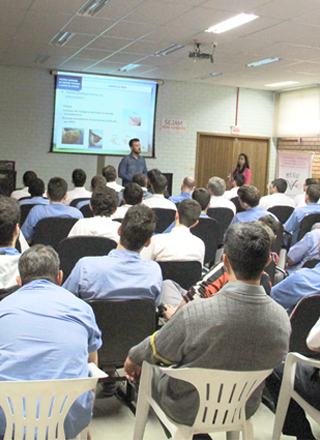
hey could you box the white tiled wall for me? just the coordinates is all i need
[0,66,275,194]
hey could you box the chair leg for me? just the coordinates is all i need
[226,431,240,440]
[133,363,153,440]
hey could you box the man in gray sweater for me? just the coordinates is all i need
[124,222,291,426]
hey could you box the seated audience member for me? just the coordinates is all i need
[143,173,176,210]
[76,175,106,209]
[103,165,124,192]
[19,178,49,206]
[228,185,277,228]
[0,245,102,439]
[140,199,205,265]
[124,222,290,427]
[258,215,280,264]
[22,177,83,241]
[169,177,195,204]
[271,260,320,315]
[206,176,236,214]
[284,184,320,245]
[64,169,91,206]
[266,318,320,440]
[224,173,245,200]
[286,224,320,273]
[259,178,295,210]
[112,182,143,220]
[11,171,37,200]
[63,205,162,305]
[0,179,12,197]
[294,178,317,208]
[0,197,21,290]
[68,186,120,242]
[132,174,153,200]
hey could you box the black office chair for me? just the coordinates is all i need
[264,260,276,286]
[157,261,202,290]
[191,217,222,265]
[69,197,91,208]
[152,208,176,233]
[268,205,294,224]
[207,207,234,234]
[80,204,94,218]
[0,285,19,301]
[20,204,37,226]
[57,236,117,281]
[297,213,320,242]
[230,197,245,213]
[32,217,79,250]
[302,259,320,269]
[289,293,320,359]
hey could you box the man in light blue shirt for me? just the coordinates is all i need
[0,245,102,439]
[271,262,320,315]
[19,178,49,206]
[118,138,148,186]
[287,226,320,273]
[284,184,320,245]
[21,177,83,241]
[169,176,195,204]
[228,185,277,228]
[63,204,163,305]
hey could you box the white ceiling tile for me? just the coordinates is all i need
[0,26,18,42]
[104,20,158,39]
[124,1,194,25]
[0,0,34,9]
[58,58,100,70]
[248,0,320,20]
[65,33,97,48]
[94,0,147,20]
[30,0,87,14]
[200,0,271,13]
[0,8,27,27]
[75,49,114,60]
[87,36,133,51]
[65,16,116,35]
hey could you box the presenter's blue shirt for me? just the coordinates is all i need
[21,203,83,240]
[0,279,102,438]
[284,203,320,245]
[118,153,147,186]
[63,248,163,305]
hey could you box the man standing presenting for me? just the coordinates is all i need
[118,138,148,186]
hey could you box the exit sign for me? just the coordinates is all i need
[231,125,240,134]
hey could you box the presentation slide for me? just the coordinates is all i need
[51,72,158,157]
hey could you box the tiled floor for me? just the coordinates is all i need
[90,385,320,440]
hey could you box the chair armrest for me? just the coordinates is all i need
[88,362,108,378]
[286,352,320,370]
[282,230,292,252]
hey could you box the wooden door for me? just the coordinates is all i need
[196,133,270,196]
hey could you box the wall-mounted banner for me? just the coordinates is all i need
[161,118,186,131]
[277,151,314,199]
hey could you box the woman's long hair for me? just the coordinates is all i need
[236,153,250,173]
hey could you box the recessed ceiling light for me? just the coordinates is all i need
[78,0,111,17]
[119,64,140,72]
[205,13,259,34]
[197,72,222,80]
[247,57,281,67]
[34,54,50,64]
[265,81,299,87]
[154,44,184,56]
[50,32,75,47]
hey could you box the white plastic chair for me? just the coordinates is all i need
[272,352,320,440]
[133,361,273,440]
[0,363,107,440]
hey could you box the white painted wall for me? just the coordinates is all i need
[0,66,275,195]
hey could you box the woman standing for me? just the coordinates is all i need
[230,153,252,188]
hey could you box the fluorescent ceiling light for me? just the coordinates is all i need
[119,64,140,72]
[265,81,299,87]
[198,72,222,80]
[78,0,111,17]
[205,13,259,34]
[50,32,75,47]
[34,54,50,64]
[247,57,281,67]
[155,44,184,56]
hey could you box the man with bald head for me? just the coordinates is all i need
[169,177,195,204]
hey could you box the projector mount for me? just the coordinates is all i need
[188,42,216,63]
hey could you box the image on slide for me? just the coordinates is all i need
[61,128,84,145]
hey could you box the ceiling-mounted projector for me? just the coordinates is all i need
[188,42,216,63]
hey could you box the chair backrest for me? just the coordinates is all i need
[290,293,320,359]
[268,205,294,224]
[230,197,245,213]
[191,217,221,265]
[57,236,117,281]
[152,208,176,233]
[80,204,94,218]
[207,208,234,235]
[0,376,98,440]
[32,217,79,250]
[297,213,320,241]
[263,260,276,286]
[155,363,272,433]
[20,204,37,226]
[157,261,202,290]
[302,258,320,269]
[89,299,156,369]
[69,197,90,208]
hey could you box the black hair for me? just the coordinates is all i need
[123,182,143,205]
[272,178,287,194]
[234,173,245,187]
[151,173,167,194]
[258,215,279,236]
[47,177,68,202]
[91,175,106,189]
[306,178,317,186]
[238,185,260,208]
[72,169,86,187]
[120,205,156,251]
[192,188,210,211]
[236,153,250,172]
[129,138,140,147]
[147,168,162,186]
[307,184,320,203]
[178,199,201,227]
[18,245,60,285]
[29,178,45,197]
[224,222,271,281]
[0,196,20,246]
[102,165,117,182]
[23,171,37,187]
[132,174,147,188]
[91,186,118,216]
